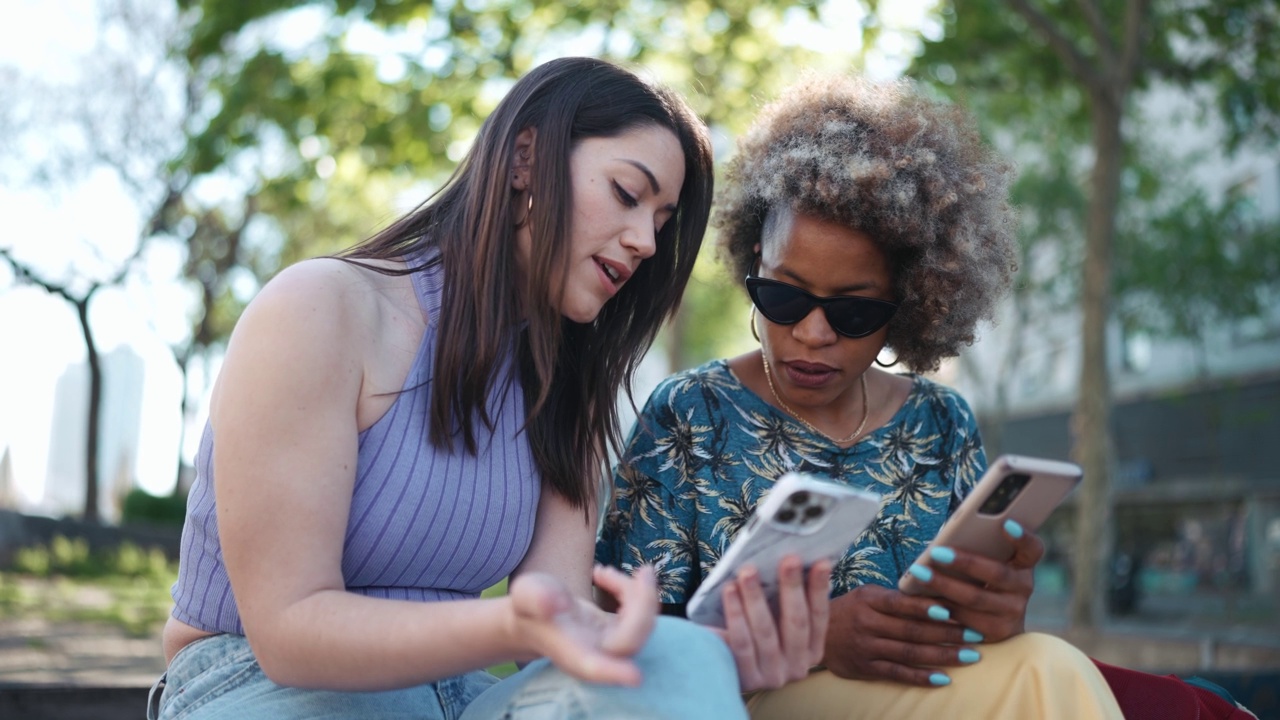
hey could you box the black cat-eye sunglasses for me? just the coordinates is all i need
[745,269,898,339]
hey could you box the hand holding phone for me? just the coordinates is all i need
[687,472,881,627]
[898,454,1080,596]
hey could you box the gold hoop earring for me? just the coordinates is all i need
[514,191,533,228]
[874,349,900,368]
[750,305,760,343]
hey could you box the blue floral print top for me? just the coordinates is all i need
[595,359,988,604]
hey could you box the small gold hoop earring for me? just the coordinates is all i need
[514,191,534,228]
[875,349,900,368]
[750,305,760,343]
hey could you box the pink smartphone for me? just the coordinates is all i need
[898,454,1081,596]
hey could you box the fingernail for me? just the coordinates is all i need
[963,628,985,643]
[1004,519,1024,538]
[959,649,981,664]
[929,547,956,564]
[930,672,951,686]
[927,605,950,622]
[908,564,933,583]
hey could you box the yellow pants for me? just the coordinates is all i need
[746,632,1124,720]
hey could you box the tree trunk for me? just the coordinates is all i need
[173,349,191,496]
[76,291,102,524]
[1070,95,1124,629]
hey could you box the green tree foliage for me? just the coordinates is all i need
[171,0,899,373]
[1115,160,1280,371]
[913,0,1280,627]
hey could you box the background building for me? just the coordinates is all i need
[943,83,1280,618]
[36,346,146,523]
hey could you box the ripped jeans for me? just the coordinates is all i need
[147,616,746,720]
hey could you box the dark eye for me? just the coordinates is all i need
[612,181,638,208]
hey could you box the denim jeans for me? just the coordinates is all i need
[148,616,746,719]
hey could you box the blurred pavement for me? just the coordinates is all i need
[1,593,1277,688]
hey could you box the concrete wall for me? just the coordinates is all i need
[0,510,181,570]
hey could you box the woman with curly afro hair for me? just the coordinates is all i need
[596,73,1127,718]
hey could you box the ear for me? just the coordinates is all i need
[511,127,537,192]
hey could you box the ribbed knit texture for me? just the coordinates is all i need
[171,256,540,634]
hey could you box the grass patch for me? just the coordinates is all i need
[4,543,536,670]
[1,536,179,638]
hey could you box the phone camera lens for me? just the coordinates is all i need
[804,505,824,519]
[776,508,797,523]
[789,491,810,506]
[978,473,1032,515]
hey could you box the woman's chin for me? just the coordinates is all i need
[558,293,606,324]
[560,301,605,325]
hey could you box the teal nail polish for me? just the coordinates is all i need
[929,546,956,564]
[1004,519,1024,538]
[908,564,933,583]
[927,605,950,622]
[963,629,985,643]
[959,649,981,664]
[929,673,951,686]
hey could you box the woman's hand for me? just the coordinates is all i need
[822,522,1043,687]
[822,584,975,686]
[905,520,1043,644]
[509,564,658,687]
[713,555,832,692]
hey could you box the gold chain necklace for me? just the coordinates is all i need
[762,353,869,445]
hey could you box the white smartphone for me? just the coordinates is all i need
[686,472,881,627]
[898,454,1082,596]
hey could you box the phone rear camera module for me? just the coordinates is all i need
[771,486,836,533]
[978,473,1031,515]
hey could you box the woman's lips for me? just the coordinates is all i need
[593,259,621,297]
[784,361,838,388]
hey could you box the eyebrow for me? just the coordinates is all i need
[621,159,679,211]
[777,266,881,295]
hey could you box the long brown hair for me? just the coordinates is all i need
[343,57,713,508]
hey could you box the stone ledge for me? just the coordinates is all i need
[0,685,150,720]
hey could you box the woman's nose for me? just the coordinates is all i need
[621,223,657,260]
[792,306,838,346]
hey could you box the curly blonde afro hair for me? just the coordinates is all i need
[717,73,1018,372]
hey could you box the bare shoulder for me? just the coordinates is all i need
[240,258,417,344]
[213,257,419,415]
[251,258,383,322]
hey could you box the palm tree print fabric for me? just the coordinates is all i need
[595,360,988,604]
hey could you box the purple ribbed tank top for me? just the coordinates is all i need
[170,255,541,634]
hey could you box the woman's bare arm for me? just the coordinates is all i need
[213,260,532,690]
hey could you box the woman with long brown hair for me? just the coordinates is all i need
[150,56,746,719]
